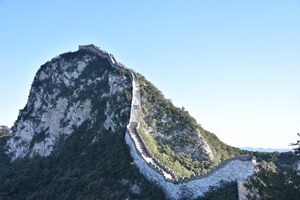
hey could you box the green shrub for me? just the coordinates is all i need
[138,74,242,177]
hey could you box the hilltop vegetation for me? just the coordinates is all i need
[243,138,300,200]
[0,50,165,200]
[0,126,10,136]
[137,75,243,177]
[0,127,165,200]
[1,47,298,199]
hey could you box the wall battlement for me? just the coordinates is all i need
[79,44,129,78]
[79,44,254,199]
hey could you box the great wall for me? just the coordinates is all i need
[79,44,254,200]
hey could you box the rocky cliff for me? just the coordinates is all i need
[5,45,234,171]
[0,46,168,200]
[1,45,253,200]
[6,48,132,161]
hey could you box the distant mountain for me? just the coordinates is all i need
[240,147,292,152]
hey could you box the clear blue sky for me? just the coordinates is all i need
[1,0,299,149]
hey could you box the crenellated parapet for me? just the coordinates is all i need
[79,44,132,81]
[79,44,254,199]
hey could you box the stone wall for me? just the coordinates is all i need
[79,44,254,199]
[79,44,132,81]
[125,131,253,199]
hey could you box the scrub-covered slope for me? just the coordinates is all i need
[1,44,244,199]
[6,49,132,160]
[1,47,164,199]
[138,75,242,177]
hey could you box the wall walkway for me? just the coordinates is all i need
[79,44,254,200]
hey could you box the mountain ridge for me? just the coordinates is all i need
[240,147,291,152]
[1,44,254,199]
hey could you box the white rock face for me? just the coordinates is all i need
[6,120,35,159]
[6,44,252,199]
[131,184,141,195]
[196,129,214,160]
[140,89,214,161]
[122,49,253,199]
[108,73,126,95]
[6,54,93,160]
[29,98,92,158]
[104,102,116,132]
[6,49,131,161]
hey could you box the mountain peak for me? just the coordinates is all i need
[6,46,132,160]
[3,45,254,199]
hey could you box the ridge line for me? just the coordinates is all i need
[78,44,254,188]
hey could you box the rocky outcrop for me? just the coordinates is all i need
[118,45,254,199]
[126,132,253,199]
[6,46,132,161]
[237,180,250,200]
[126,79,253,198]
[138,77,215,162]
[5,44,253,199]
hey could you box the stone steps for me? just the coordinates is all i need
[128,122,173,179]
[79,45,254,199]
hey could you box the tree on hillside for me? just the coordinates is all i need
[290,132,300,155]
[0,125,10,136]
[244,164,300,200]
[244,133,300,200]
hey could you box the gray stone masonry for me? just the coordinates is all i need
[79,45,254,199]
[79,44,177,180]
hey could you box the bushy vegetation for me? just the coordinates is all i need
[0,126,165,200]
[243,136,300,200]
[4,48,299,199]
[0,50,165,200]
[244,163,300,200]
[137,73,300,200]
[29,127,50,149]
[199,128,243,161]
[196,181,238,200]
[138,75,242,177]
[249,150,298,168]
[139,123,194,177]
[0,125,10,137]
[195,151,300,200]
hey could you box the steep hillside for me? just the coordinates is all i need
[0,44,252,199]
[1,47,164,199]
[7,48,132,160]
[138,75,242,177]
[0,127,165,199]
